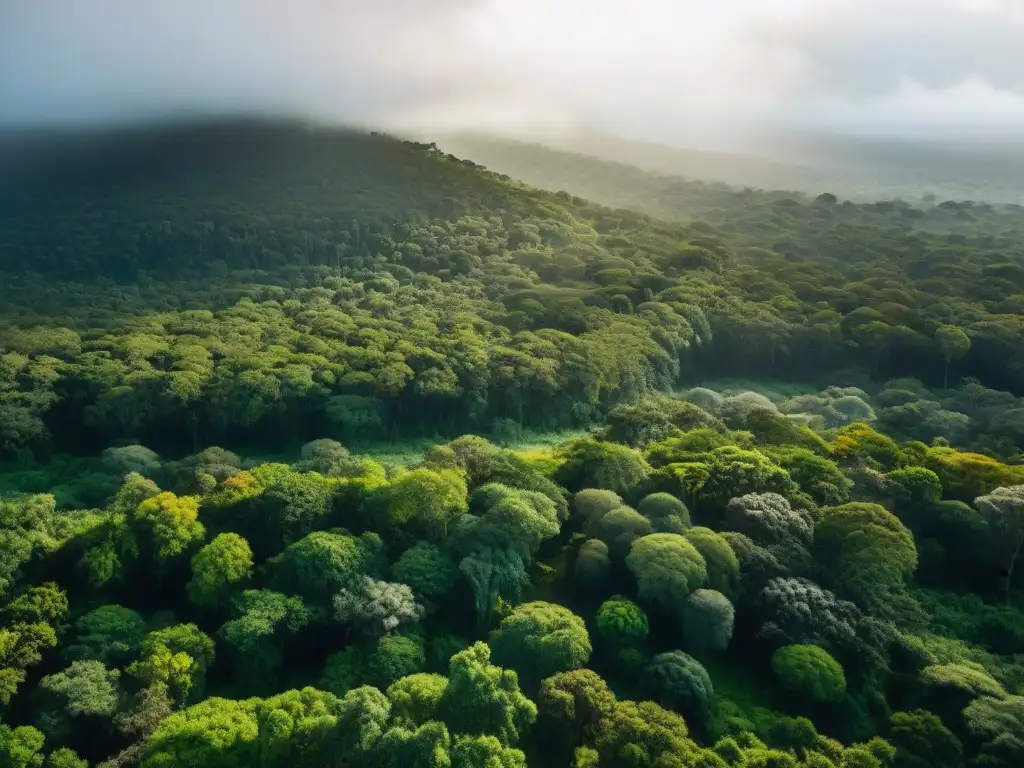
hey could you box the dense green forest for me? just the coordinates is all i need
[2,120,1024,767]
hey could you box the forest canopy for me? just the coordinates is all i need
[2,120,1024,768]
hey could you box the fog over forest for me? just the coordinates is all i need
[4,0,1024,152]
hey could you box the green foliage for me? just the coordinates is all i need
[626,533,708,614]
[636,492,691,533]
[392,542,457,609]
[373,468,468,539]
[45,748,87,768]
[683,527,740,596]
[963,694,1024,766]
[7,123,1024,768]
[723,493,813,571]
[0,494,56,597]
[459,548,528,629]
[387,673,448,727]
[438,642,537,746]
[815,502,918,615]
[682,589,735,653]
[595,597,649,649]
[537,669,617,757]
[131,491,205,564]
[63,604,146,665]
[0,722,45,768]
[592,506,652,559]
[973,485,1024,597]
[186,533,253,608]
[269,531,375,607]
[368,633,427,689]
[219,590,309,686]
[555,438,651,496]
[490,602,592,684]
[572,490,623,527]
[771,645,847,703]
[642,650,715,724]
[334,577,425,637]
[38,660,121,737]
[888,709,962,768]
[572,539,611,589]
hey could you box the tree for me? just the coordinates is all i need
[187,533,253,608]
[554,438,651,496]
[469,484,560,561]
[334,577,425,637]
[373,468,468,539]
[45,749,87,768]
[38,660,121,739]
[451,734,526,768]
[1,494,56,598]
[537,669,616,756]
[270,531,377,607]
[593,507,653,559]
[438,642,537,746]
[0,722,45,768]
[219,590,309,688]
[771,644,846,703]
[684,446,798,506]
[130,491,205,565]
[250,466,335,549]
[368,633,427,693]
[387,673,449,727]
[593,699,692,765]
[378,721,451,768]
[572,539,610,589]
[595,597,649,649]
[602,395,717,446]
[642,651,714,724]
[626,534,707,614]
[888,709,962,768]
[721,531,787,603]
[757,577,888,676]
[392,542,457,610]
[295,438,357,476]
[490,602,592,684]
[572,489,623,529]
[63,604,146,665]
[683,527,740,596]
[102,444,161,478]
[141,697,260,768]
[767,446,851,506]
[934,326,970,389]
[2,583,67,625]
[963,695,1024,767]
[136,624,216,702]
[723,492,813,570]
[636,493,691,533]
[974,485,1024,600]
[815,502,918,616]
[682,589,734,653]
[459,548,528,629]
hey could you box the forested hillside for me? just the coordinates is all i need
[3,121,1024,465]
[2,121,1024,768]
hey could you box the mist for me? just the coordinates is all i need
[3,0,1024,153]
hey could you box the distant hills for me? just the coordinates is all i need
[437,130,1024,205]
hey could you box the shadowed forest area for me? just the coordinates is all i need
[2,121,1024,768]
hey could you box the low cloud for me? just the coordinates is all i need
[2,0,1023,149]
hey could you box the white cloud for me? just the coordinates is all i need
[2,0,1023,147]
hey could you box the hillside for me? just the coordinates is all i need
[3,119,1024,768]
[439,131,1024,204]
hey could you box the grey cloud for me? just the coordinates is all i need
[2,0,1024,148]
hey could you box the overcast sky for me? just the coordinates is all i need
[2,0,1023,150]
